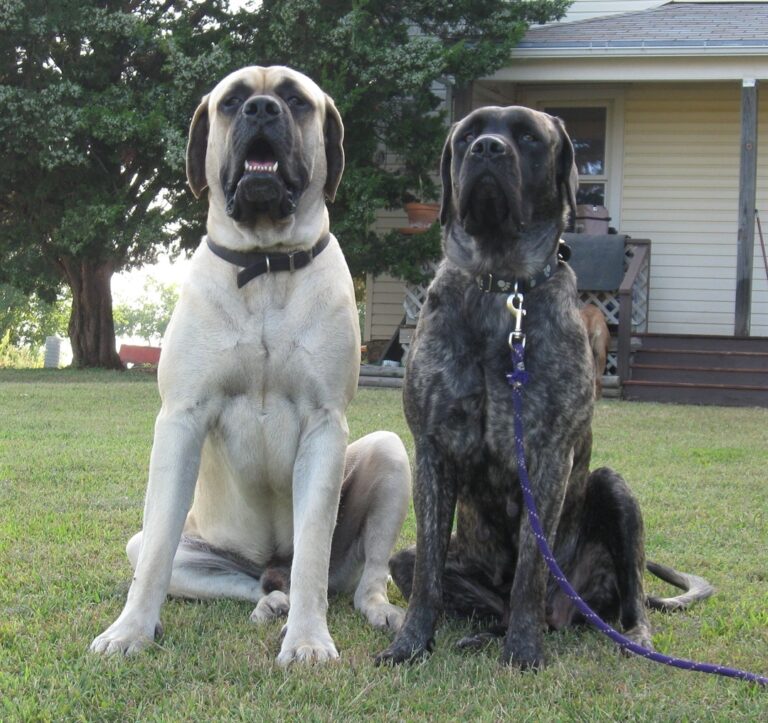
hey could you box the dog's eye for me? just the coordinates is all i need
[222,95,244,110]
[286,95,307,109]
[461,132,476,145]
[519,132,538,144]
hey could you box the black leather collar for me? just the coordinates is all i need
[475,240,571,294]
[206,234,330,288]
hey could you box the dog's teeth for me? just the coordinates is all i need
[244,160,278,173]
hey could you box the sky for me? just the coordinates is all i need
[111,251,191,307]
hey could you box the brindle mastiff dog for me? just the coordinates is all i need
[91,67,410,665]
[377,106,712,669]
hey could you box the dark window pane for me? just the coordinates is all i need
[545,106,606,177]
[576,183,605,206]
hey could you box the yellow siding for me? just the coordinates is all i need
[365,274,406,341]
[621,83,768,335]
[366,74,768,338]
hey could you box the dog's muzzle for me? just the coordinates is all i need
[459,135,522,236]
[223,102,307,223]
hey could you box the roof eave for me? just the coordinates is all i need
[511,45,768,59]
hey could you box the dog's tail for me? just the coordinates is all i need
[645,560,715,611]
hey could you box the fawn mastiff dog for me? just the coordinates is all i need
[377,106,712,669]
[580,303,610,399]
[91,66,410,665]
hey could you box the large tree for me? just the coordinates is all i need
[0,0,569,367]
[0,0,248,367]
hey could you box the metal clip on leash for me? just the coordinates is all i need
[503,283,767,686]
[506,284,525,349]
[505,284,530,389]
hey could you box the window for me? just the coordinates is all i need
[545,106,608,206]
[519,88,623,225]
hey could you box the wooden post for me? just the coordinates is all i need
[735,79,758,337]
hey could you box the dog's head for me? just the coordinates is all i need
[186,66,344,248]
[439,106,577,276]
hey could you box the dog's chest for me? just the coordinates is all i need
[201,276,354,472]
[186,287,355,559]
[211,310,320,473]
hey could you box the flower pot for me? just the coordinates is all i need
[404,202,439,229]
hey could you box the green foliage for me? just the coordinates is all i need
[0,330,42,368]
[0,283,70,348]
[0,0,257,365]
[113,277,179,344]
[0,0,571,363]
[234,0,572,277]
[0,0,250,298]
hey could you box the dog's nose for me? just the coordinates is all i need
[470,135,508,158]
[243,95,283,121]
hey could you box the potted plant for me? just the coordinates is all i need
[402,176,439,231]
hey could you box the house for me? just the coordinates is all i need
[363,0,768,404]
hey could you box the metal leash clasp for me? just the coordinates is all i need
[505,282,529,388]
[506,283,526,348]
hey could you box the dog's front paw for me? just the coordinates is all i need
[360,600,406,633]
[90,616,162,657]
[374,627,433,665]
[502,630,545,671]
[250,591,290,624]
[276,625,339,667]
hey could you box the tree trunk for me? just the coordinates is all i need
[60,258,124,369]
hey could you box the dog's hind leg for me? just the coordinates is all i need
[126,531,264,603]
[328,432,411,632]
[548,467,653,649]
[390,543,507,624]
[389,543,508,653]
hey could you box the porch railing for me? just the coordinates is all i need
[401,236,651,386]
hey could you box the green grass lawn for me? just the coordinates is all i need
[1,369,766,720]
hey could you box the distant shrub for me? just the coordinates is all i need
[0,331,43,369]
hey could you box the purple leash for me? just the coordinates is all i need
[507,337,767,686]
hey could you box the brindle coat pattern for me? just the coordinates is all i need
[377,106,704,669]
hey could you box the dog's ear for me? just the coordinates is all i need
[323,95,345,202]
[553,116,578,227]
[439,124,456,226]
[186,95,210,199]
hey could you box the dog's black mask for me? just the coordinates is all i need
[220,89,310,224]
[440,106,577,267]
[458,132,523,239]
